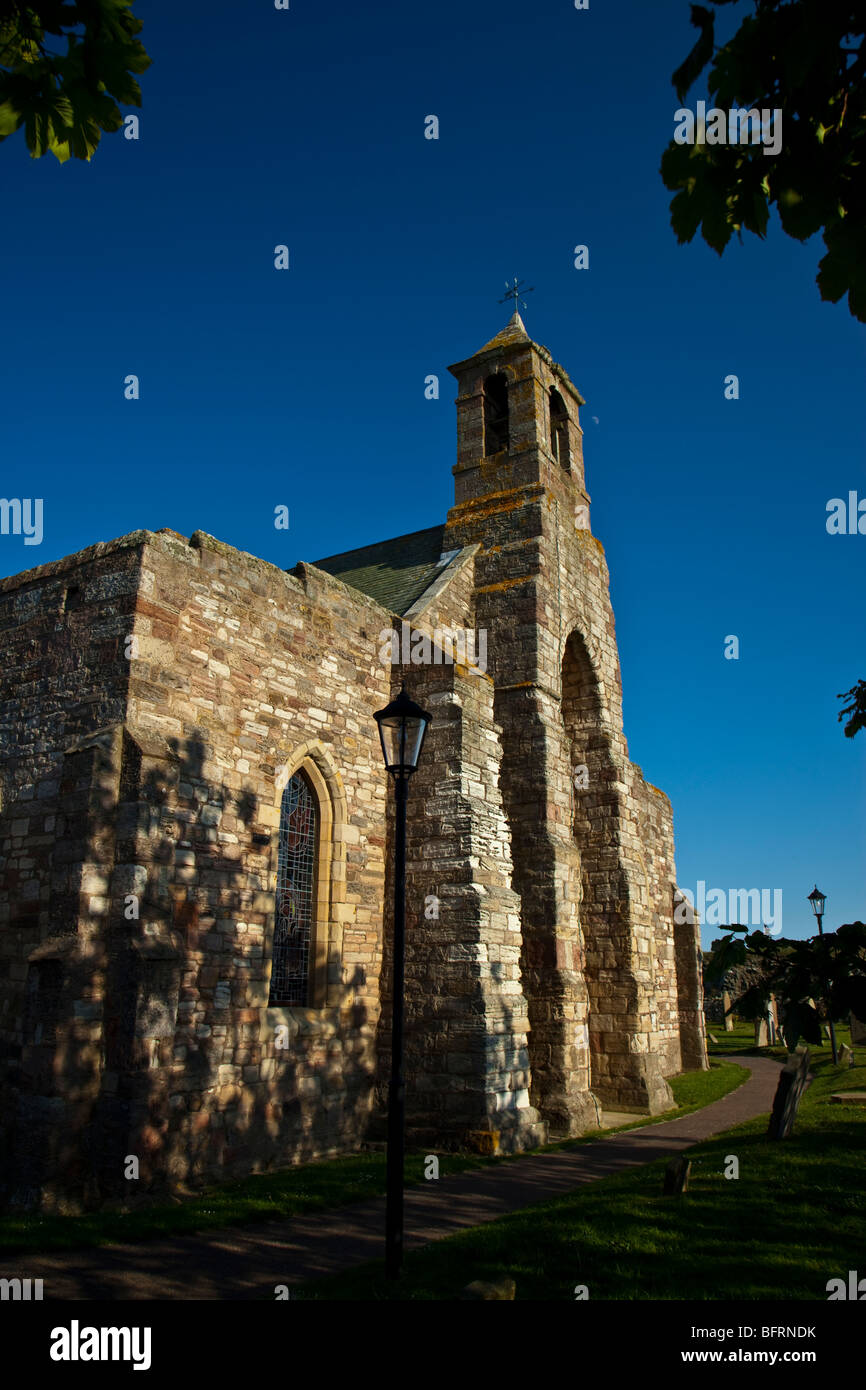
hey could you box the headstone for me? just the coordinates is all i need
[754,1019,769,1047]
[767,1049,811,1139]
[767,994,779,1044]
[850,1013,866,1045]
[663,1156,691,1194]
[824,1025,831,1039]
[723,990,734,1031]
[460,1278,516,1300]
[708,1032,719,1045]
[839,1044,854,1068]
[829,1092,866,1106]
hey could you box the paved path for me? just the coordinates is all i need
[1,1055,781,1300]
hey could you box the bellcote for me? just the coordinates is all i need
[447,313,589,512]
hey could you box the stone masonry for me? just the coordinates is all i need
[0,313,705,1210]
[441,314,706,1125]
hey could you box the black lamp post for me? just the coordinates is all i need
[808,885,838,1064]
[373,684,431,1279]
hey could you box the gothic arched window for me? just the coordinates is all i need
[268,771,319,1007]
[483,372,510,455]
[550,387,570,468]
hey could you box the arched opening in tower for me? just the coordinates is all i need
[483,372,510,455]
[549,387,570,468]
[561,629,627,1100]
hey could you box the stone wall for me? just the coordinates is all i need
[0,538,142,1207]
[376,645,546,1153]
[0,528,397,1207]
[632,773,706,1074]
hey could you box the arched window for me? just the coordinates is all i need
[483,372,510,455]
[550,387,570,468]
[268,771,319,1006]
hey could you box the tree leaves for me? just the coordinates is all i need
[712,921,866,1053]
[782,999,822,1051]
[834,974,866,1019]
[0,0,150,162]
[731,981,772,1021]
[662,0,866,321]
[673,5,717,105]
[703,926,749,984]
[837,681,866,738]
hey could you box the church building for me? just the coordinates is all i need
[0,313,706,1210]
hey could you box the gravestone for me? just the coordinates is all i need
[839,1044,854,1068]
[754,1019,769,1047]
[708,1032,719,1045]
[460,1278,516,1300]
[824,1024,831,1039]
[850,1013,866,1045]
[767,1049,811,1139]
[723,990,734,1032]
[766,994,779,1044]
[663,1156,691,1194]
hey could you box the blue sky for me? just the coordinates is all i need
[2,0,863,944]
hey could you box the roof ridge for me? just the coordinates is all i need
[314,522,444,568]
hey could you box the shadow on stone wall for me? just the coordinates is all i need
[2,728,377,1214]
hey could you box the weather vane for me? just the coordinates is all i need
[499,277,534,315]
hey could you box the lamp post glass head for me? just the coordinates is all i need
[373,685,432,776]
[807,885,826,920]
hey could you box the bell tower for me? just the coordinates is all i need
[449,310,591,526]
[443,312,688,1133]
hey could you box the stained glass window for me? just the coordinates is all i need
[269,771,318,1007]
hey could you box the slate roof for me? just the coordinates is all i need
[313,523,455,615]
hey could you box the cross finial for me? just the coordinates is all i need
[499,277,534,315]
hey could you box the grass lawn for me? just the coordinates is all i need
[0,1149,486,1256]
[0,1060,743,1255]
[293,1046,866,1300]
